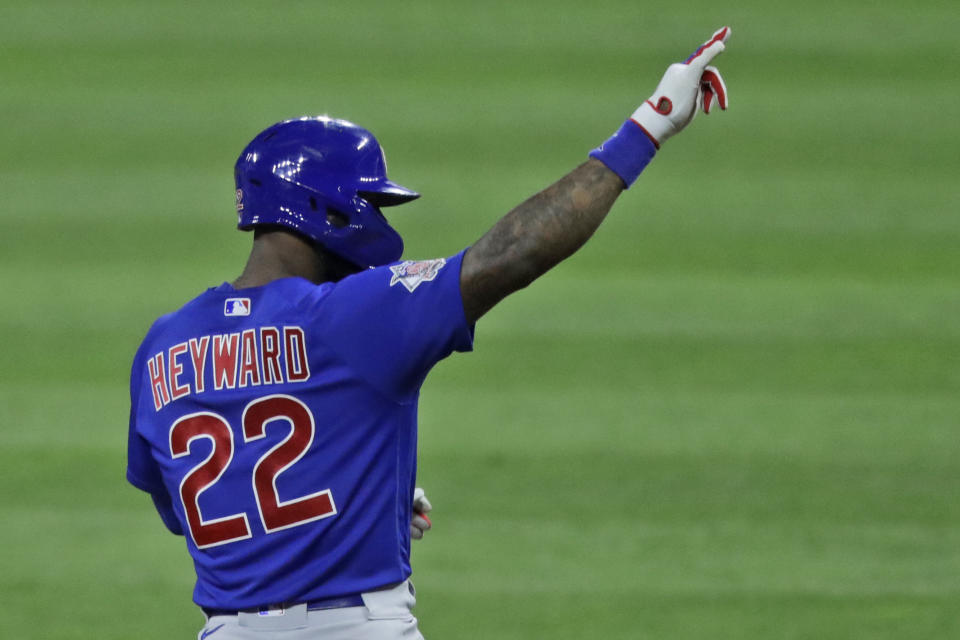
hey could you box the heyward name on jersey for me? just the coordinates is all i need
[145,324,311,411]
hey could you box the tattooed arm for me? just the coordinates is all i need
[460,158,624,323]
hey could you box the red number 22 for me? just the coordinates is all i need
[170,395,336,549]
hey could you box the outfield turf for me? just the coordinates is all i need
[2,1,959,638]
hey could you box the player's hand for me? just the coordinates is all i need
[410,487,433,540]
[630,27,731,147]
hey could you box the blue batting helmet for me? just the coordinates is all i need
[234,116,419,268]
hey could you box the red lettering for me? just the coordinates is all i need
[170,412,252,548]
[168,342,190,401]
[284,327,310,383]
[260,327,283,384]
[189,337,209,393]
[238,329,261,388]
[148,353,171,411]
[212,333,240,390]
[243,395,335,532]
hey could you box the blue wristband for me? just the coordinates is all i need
[589,119,658,188]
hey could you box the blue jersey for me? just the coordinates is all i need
[126,253,473,609]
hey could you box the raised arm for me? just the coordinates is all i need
[460,27,732,323]
[461,158,623,321]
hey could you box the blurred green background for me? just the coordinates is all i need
[2,0,958,638]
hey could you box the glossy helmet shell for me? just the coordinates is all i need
[234,116,419,268]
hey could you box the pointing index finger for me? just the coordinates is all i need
[684,26,731,69]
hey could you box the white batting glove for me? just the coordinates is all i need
[630,26,731,147]
[590,26,732,188]
[410,487,432,540]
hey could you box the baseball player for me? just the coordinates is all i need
[127,28,731,639]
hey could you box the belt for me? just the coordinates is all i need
[203,593,365,618]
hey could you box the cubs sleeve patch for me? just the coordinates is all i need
[389,258,446,292]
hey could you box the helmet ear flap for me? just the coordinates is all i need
[324,206,350,230]
[304,195,349,230]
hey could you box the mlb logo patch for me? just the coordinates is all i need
[224,298,251,316]
[389,258,446,292]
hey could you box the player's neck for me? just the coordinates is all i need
[232,229,331,289]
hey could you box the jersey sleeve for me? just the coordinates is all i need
[125,341,185,536]
[126,343,164,494]
[315,250,475,401]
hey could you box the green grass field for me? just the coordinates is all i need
[2,1,958,638]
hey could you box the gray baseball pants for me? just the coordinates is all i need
[196,580,424,639]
